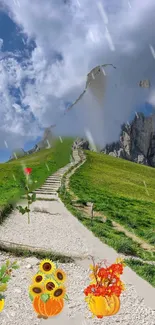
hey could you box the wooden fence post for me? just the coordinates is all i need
[91,203,94,224]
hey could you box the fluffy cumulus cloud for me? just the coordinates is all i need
[0,0,155,150]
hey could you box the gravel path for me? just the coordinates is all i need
[0,252,154,325]
[0,147,155,324]
[0,199,91,257]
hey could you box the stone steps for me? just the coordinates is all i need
[31,150,81,200]
[45,178,61,181]
[35,188,58,191]
[34,190,57,193]
[41,184,61,189]
[46,177,61,180]
[40,182,59,185]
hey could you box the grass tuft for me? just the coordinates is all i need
[125,259,155,287]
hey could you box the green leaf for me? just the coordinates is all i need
[0,294,5,300]
[6,260,10,267]
[40,294,50,303]
[31,193,36,202]
[16,205,23,210]
[17,206,26,214]
[0,284,7,292]
[12,260,18,265]
[25,207,30,213]
[12,265,19,270]
[0,265,7,277]
[1,275,11,283]
[64,296,70,301]
[29,293,34,302]
[21,210,26,215]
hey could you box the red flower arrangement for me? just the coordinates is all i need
[84,258,126,318]
[84,258,125,298]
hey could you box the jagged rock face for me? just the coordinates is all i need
[102,112,155,167]
[73,138,90,150]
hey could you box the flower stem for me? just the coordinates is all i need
[27,191,30,224]
[91,256,99,285]
[26,176,30,224]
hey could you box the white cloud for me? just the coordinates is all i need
[0,0,155,151]
[0,38,3,50]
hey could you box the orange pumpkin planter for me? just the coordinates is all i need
[84,257,126,318]
[87,294,120,318]
[33,296,64,318]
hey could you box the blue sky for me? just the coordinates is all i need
[0,0,155,162]
[0,10,38,162]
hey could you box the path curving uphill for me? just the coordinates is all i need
[0,142,154,325]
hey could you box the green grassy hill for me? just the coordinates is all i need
[0,138,73,210]
[70,151,155,246]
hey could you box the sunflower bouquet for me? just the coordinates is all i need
[84,257,126,319]
[29,259,68,319]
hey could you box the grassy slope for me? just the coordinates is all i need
[0,138,73,209]
[125,259,155,287]
[59,187,155,285]
[69,151,155,245]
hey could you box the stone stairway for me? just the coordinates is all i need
[33,149,81,200]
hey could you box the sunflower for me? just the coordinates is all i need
[32,272,45,284]
[51,286,66,300]
[29,283,43,298]
[39,259,56,274]
[55,269,66,283]
[44,279,58,295]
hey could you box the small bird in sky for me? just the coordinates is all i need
[139,79,150,88]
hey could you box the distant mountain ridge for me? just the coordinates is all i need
[9,127,53,160]
[101,112,155,167]
[9,113,155,168]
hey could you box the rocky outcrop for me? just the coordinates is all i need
[102,112,155,167]
[9,127,53,161]
[73,138,90,150]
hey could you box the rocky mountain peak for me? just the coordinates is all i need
[102,112,155,167]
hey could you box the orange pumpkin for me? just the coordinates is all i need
[33,296,64,318]
[87,294,120,318]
